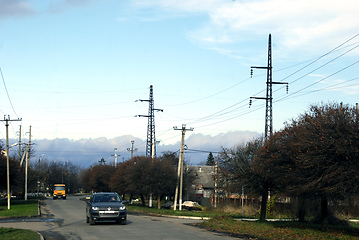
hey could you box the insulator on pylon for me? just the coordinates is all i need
[249,99,252,108]
[250,69,253,78]
[286,84,289,93]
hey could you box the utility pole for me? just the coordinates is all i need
[127,140,138,159]
[250,34,288,140]
[18,125,21,162]
[136,85,163,158]
[214,161,218,208]
[19,145,29,201]
[1,115,22,209]
[98,158,106,165]
[173,124,193,211]
[28,126,32,166]
[113,148,119,167]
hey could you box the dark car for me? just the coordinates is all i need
[86,192,127,225]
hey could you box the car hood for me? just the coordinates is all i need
[91,202,125,208]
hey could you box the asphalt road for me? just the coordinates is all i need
[0,196,237,240]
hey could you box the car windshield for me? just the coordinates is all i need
[93,194,121,202]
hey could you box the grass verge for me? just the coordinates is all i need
[0,227,40,240]
[198,216,359,239]
[0,199,39,217]
[127,204,359,239]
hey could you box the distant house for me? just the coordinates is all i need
[189,165,215,206]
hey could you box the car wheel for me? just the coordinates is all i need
[89,217,96,225]
[120,220,127,225]
[86,215,89,223]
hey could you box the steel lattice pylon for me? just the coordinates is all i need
[137,85,163,158]
[250,34,288,140]
[265,34,273,139]
[146,85,155,157]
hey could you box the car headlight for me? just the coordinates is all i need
[119,206,126,210]
[92,206,99,211]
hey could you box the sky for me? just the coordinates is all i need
[0,0,358,166]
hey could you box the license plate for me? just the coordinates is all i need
[99,211,116,214]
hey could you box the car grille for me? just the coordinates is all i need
[99,211,119,217]
[98,207,120,217]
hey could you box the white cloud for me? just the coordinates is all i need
[0,0,36,18]
[47,0,98,13]
[17,130,260,167]
[132,0,359,57]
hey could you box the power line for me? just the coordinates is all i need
[182,34,359,130]
[0,67,19,119]
[278,33,359,84]
[275,61,359,103]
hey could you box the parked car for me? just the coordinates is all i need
[86,192,127,225]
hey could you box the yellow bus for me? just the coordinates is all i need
[53,184,66,200]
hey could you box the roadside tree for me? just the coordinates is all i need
[217,138,271,221]
[257,103,359,225]
[111,156,178,208]
[81,164,116,192]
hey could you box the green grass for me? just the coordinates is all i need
[0,199,41,240]
[198,217,359,239]
[0,199,39,217]
[127,204,359,239]
[0,227,40,240]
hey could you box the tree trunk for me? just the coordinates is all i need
[157,194,161,209]
[297,194,306,222]
[129,193,133,204]
[321,195,328,228]
[140,194,146,207]
[259,189,268,222]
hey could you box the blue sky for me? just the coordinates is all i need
[0,0,358,163]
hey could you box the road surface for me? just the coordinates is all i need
[0,196,238,240]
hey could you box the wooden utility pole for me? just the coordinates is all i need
[173,124,193,211]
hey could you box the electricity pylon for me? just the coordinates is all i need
[136,85,163,158]
[250,34,288,140]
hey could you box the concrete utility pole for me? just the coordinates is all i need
[28,126,32,166]
[1,115,22,209]
[173,124,193,211]
[127,140,138,159]
[98,158,106,165]
[114,148,119,167]
[250,34,288,140]
[136,85,163,158]
[19,145,29,201]
[214,161,218,208]
[18,125,21,162]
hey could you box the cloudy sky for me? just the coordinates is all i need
[0,0,358,165]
